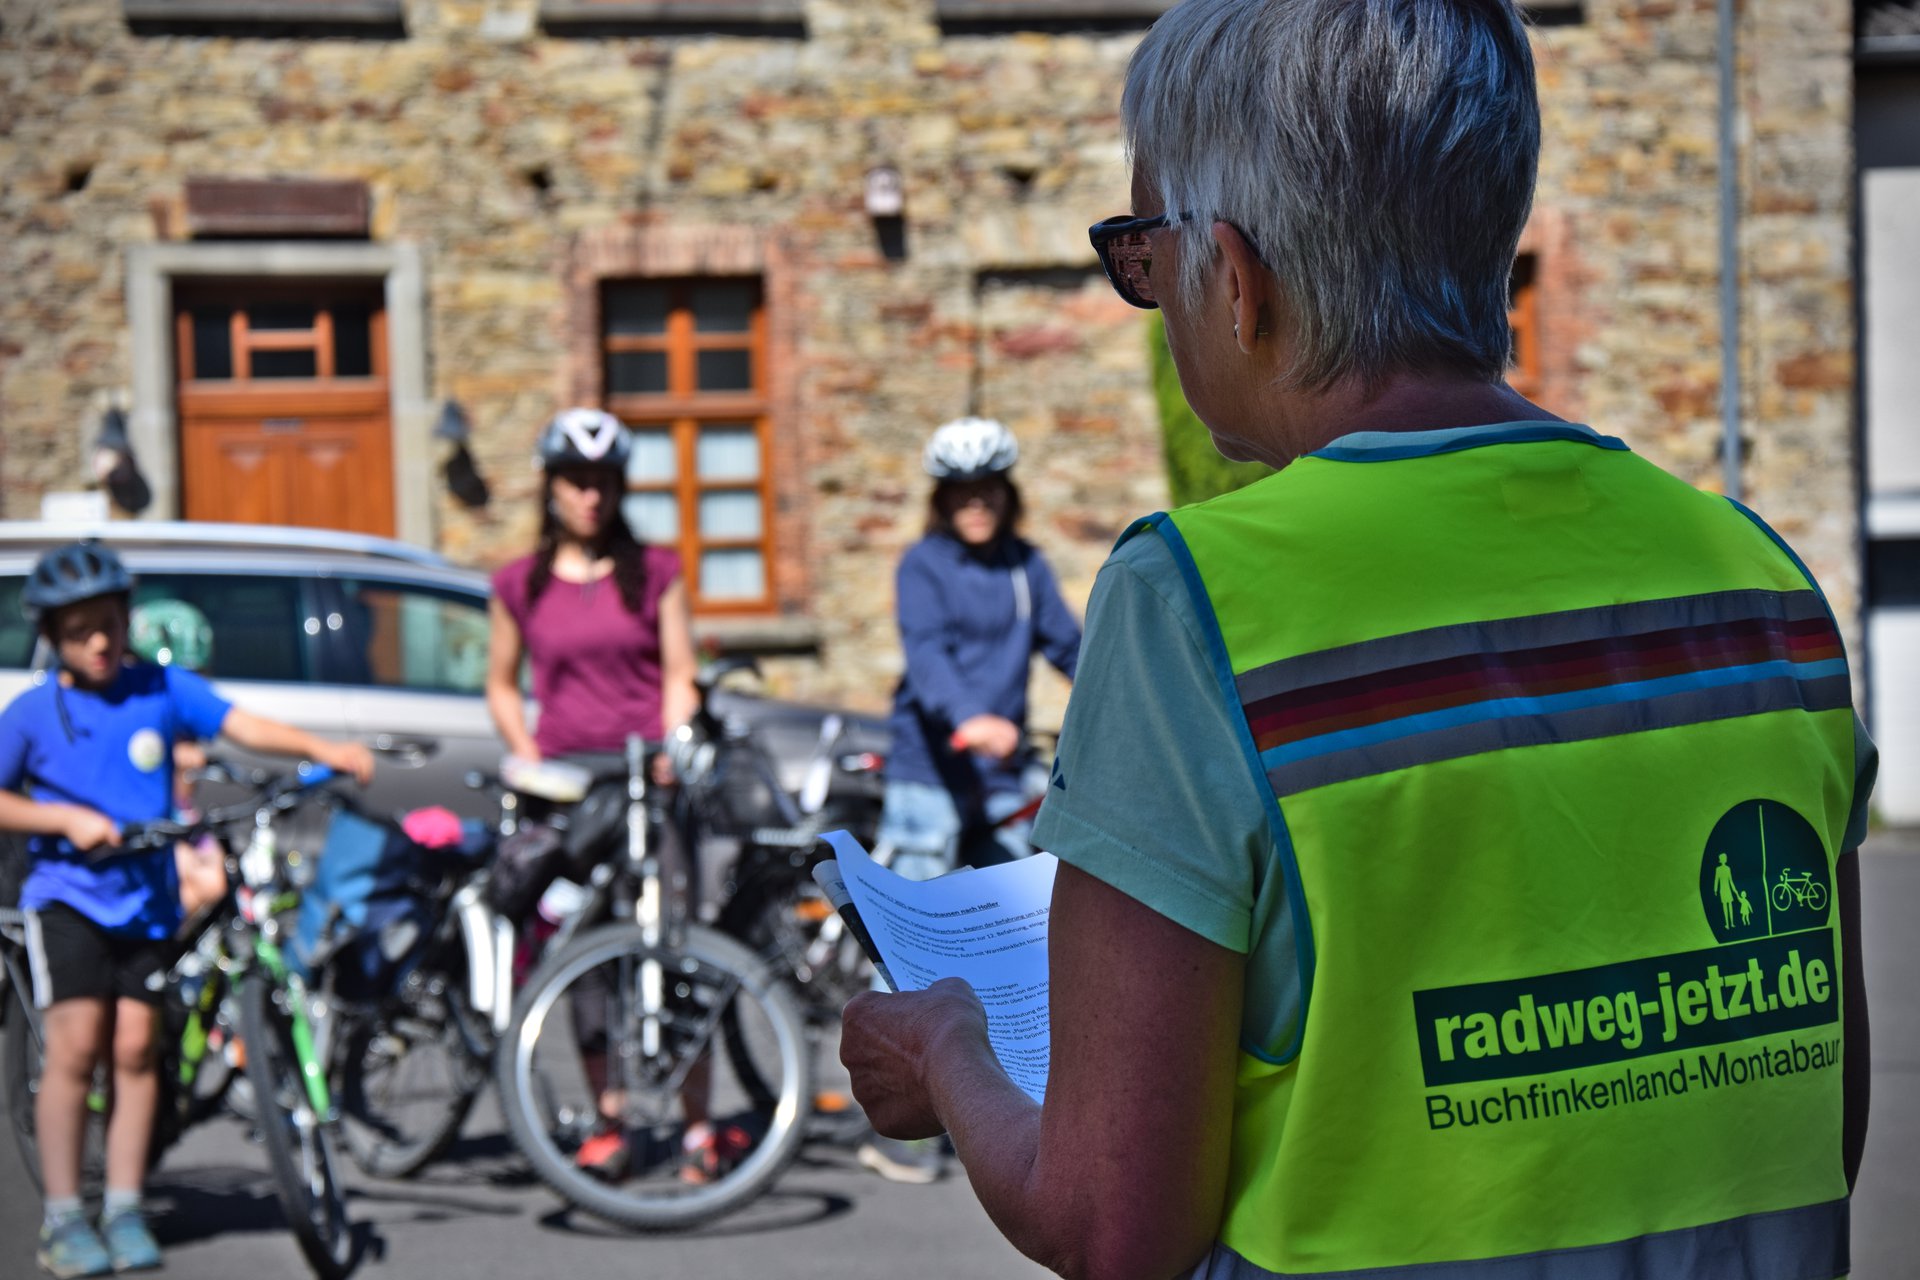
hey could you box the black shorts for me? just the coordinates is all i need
[24,903,168,1009]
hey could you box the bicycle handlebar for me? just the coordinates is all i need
[111,760,343,856]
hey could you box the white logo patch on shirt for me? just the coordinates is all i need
[128,727,166,774]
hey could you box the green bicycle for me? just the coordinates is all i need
[0,762,361,1279]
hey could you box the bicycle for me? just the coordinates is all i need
[493,735,811,1231]
[0,761,362,1279]
[325,779,509,1181]
[1770,868,1828,913]
[686,659,886,1106]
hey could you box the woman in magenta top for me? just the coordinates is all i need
[483,407,716,1181]
[486,407,695,764]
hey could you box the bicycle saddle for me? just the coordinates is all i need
[500,755,595,803]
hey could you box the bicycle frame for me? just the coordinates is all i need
[0,915,41,1057]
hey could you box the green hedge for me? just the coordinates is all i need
[1148,315,1272,508]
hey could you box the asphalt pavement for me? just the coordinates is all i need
[1,841,1915,1279]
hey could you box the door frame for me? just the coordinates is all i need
[125,242,432,545]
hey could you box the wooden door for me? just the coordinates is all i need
[175,283,395,537]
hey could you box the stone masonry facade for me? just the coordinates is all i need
[0,0,1860,725]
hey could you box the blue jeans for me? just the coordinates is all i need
[875,772,1045,883]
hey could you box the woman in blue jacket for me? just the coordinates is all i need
[881,418,1082,883]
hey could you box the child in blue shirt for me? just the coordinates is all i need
[0,541,374,1278]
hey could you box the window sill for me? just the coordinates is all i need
[694,614,821,657]
[540,0,806,31]
[935,0,1172,32]
[124,0,405,27]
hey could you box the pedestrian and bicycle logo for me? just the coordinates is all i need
[1697,799,1830,945]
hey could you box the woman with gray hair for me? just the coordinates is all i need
[839,2,1867,1278]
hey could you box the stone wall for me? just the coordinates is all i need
[1527,0,1859,641]
[0,0,1860,722]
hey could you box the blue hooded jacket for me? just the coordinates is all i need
[885,532,1081,809]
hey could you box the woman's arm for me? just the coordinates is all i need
[653,577,698,785]
[486,596,539,760]
[218,709,375,783]
[897,549,988,732]
[842,862,1242,1280]
[656,576,697,737]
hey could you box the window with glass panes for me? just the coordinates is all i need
[176,288,383,384]
[602,279,772,612]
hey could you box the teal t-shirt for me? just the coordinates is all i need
[1031,522,1307,1055]
[1033,426,1878,1062]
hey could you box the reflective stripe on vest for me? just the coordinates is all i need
[1186,1200,1847,1280]
[1137,425,1856,1278]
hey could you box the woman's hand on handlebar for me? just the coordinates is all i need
[649,750,677,788]
[950,714,1022,762]
[62,806,121,853]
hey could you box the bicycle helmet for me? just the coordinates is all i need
[128,598,214,671]
[922,417,1019,481]
[536,407,631,472]
[21,540,133,624]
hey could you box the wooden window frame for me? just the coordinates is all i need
[603,278,775,616]
[174,282,389,421]
[175,283,388,386]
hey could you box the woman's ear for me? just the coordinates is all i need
[1212,221,1270,353]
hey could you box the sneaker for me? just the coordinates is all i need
[574,1129,630,1182]
[679,1121,753,1185]
[37,1215,111,1279]
[857,1135,943,1185]
[98,1209,162,1274]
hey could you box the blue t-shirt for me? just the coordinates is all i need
[0,663,232,938]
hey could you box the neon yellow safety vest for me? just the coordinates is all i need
[1131,424,1855,1279]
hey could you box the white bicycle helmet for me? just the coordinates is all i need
[535,407,631,472]
[922,417,1019,482]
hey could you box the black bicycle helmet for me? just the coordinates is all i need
[21,540,134,624]
[535,407,631,472]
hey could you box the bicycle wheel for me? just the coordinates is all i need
[338,979,483,1180]
[1771,882,1794,913]
[496,922,810,1231]
[2,990,48,1191]
[721,872,862,1112]
[238,975,359,1279]
[1805,881,1829,913]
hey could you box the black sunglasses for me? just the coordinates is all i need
[1088,211,1190,310]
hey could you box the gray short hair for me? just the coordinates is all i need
[1123,0,1539,391]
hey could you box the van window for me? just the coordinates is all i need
[323,579,490,695]
[133,574,312,682]
[0,578,33,669]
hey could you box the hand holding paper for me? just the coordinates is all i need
[818,830,1056,1103]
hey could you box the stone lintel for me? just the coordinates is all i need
[124,0,403,23]
[185,177,371,239]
